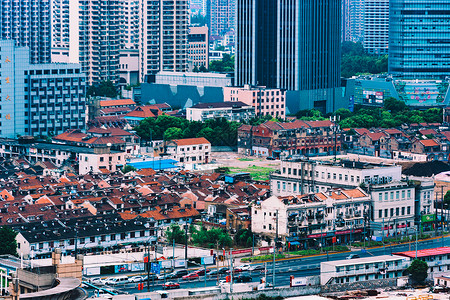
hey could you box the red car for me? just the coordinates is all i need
[227,268,243,274]
[194,269,210,276]
[182,273,199,280]
[162,282,180,290]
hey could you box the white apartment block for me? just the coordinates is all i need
[270,159,402,196]
[165,137,211,165]
[120,0,140,50]
[139,0,189,81]
[79,149,126,175]
[224,85,286,118]
[395,247,450,280]
[370,182,416,237]
[79,0,120,85]
[320,255,409,285]
[252,188,371,246]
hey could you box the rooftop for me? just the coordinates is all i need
[322,255,407,267]
[190,101,252,109]
[394,247,450,258]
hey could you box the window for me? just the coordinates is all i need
[396,207,399,216]
[111,234,116,240]
[390,192,394,200]
[333,173,336,180]
[396,191,400,200]
[100,157,104,162]
[385,192,388,200]
[90,236,95,243]
[402,190,405,199]
[379,210,382,218]
[407,190,411,199]
[378,193,382,201]
[345,175,348,181]
[385,209,388,218]
[407,206,411,214]
[390,208,394,217]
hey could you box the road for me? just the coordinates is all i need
[84,235,449,296]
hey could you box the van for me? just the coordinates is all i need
[105,276,129,286]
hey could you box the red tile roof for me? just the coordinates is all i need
[125,106,164,119]
[394,247,450,258]
[100,99,135,107]
[419,129,437,136]
[354,128,370,136]
[171,137,210,146]
[365,132,387,141]
[419,139,439,147]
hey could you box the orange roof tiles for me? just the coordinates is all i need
[171,137,210,146]
[125,106,164,119]
[100,99,135,107]
[0,189,14,201]
[420,139,439,147]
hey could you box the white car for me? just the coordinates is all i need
[129,275,144,283]
[239,264,251,271]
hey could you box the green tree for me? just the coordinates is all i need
[122,165,137,174]
[341,42,388,78]
[0,226,18,256]
[406,259,428,284]
[209,54,235,73]
[165,224,186,244]
[191,227,232,249]
[87,80,118,98]
[384,97,407,113]
[234,229,253,247]
[164,127,183,140]
[444,191,450,209]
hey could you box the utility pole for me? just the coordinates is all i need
[273,210,278,289]
[230,248,234,294]
[185,218,188,266]
[441,186,445,247]
[415,224,418,259]
[147,242,150,292]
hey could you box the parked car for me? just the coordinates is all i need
[346,254,360,260]
[208,270,219,276]
[227,267,243,274]
[157,273,175,280]
[218,267,229,274]
[234,274,252,283]
[182,273,199,280]
[172,269,189,278]
[129,275,144,283]
[104,276,129,286]
[194,269,210,276]
[162,282,180,290]
[89,277,105,285]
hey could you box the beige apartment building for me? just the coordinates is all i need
[224,85,286,118]
[188,26,209,71]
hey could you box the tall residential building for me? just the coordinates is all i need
[207,0,236,36]
[0,0,52,64]
[190,0,207,16]
[236,0,341,92]
[389,0,450,79]
[51,0,71,63]
[342,0,364,43]
[139,0,189,82]
[0,40,86,138]
[188,26,209,71]
[79,0,120,85]
[364,0,389,55]
[120,0,140,50]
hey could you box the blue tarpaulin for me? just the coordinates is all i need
[127,159,179,171]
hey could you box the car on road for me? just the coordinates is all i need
[266,156,275,160]
[129,275,144,283]
[194,269,210,276]
[228,267,243,274]
[172,269,189,278]
[162,282,180,290]
[346,254,360,260]
[248,265,264,271]
[89,277,105,285]
[182,273,199,280]
[157,273,176,280]
[234,274,252,283]
[208,270,219,276]
[218,267,229,274]
[239,264,251,271]
[104,276,129,286]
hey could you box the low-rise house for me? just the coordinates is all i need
[395,247,450,279]
[252,188,371,249]
[320,255,409,285]
[164,137,211,165]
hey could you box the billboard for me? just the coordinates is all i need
[363,90,384,104]
[421,214,436,223]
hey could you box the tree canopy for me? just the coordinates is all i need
[209,54,235,73]
[86,80,118,98]
[406,259,428,284]
[0,226,18,256]
[190,226,232,249]
[335,98,442,129]
[134,115,240,146]
[341,42,388,78]
[234,229,253,248]
[165,224,186,244]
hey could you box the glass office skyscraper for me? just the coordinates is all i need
[389,0,450,79]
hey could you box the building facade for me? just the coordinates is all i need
[395,247,450,279]
[270,159,402,196]
[235,0,341,92]
[186,102,255,122]
[342,0,364,43]
[320,255,409,285]
[207,0,236,36]
[364,0,389,55]
[389,0,450,79]
[0,0,52,64]
[252,188,371,248]
[79,0,120,85]
[188,26,209,71]
[139,0,189,82]
[0,40,86,138]
[164,137,211,165]
[224,85,286,118]
[120,0,140,50]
